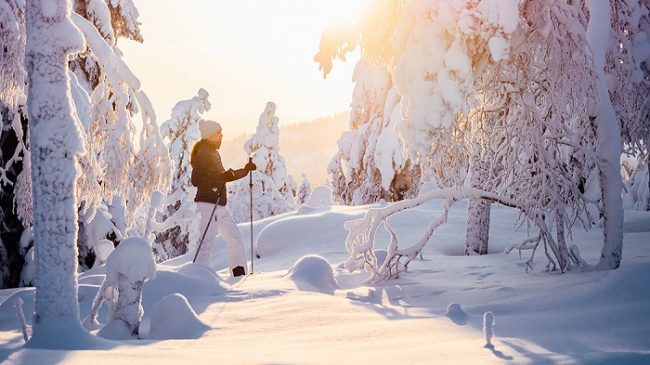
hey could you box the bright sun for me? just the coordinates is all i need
[320,0,371,25]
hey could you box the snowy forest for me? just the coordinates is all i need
[0,0,649,363]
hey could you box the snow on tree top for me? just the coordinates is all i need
[106,237,156,283]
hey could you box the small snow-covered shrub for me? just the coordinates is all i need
[91,237,156,339]
[483,311,495,347]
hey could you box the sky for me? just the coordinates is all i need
[120,0,367,137]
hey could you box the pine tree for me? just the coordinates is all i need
[229,102,298,222]
[154,89,211,260]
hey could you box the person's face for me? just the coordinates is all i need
[208,130,223,148]
[208,130,223,142]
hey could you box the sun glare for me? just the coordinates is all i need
[320,0,371,26]
[121,0,370,137]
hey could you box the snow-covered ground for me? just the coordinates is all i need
[1,200,649,364]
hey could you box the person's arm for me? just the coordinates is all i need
[217,168,248,183]
[231,159,257,181]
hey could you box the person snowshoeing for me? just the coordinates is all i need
[191,120,256,277]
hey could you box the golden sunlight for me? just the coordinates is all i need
[121,0,371,137]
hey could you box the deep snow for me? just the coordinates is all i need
[1,199,649,364]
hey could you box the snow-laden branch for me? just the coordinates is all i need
[344,186,559,282]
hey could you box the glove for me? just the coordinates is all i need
[245,161,257,171]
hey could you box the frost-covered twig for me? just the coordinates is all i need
[505,235,541,258]
[83,279,117,331]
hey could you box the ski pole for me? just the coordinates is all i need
[193,193,220,263]
[249,157,254,275]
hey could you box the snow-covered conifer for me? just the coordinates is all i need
[154,89,210,260]
[246,102,298,204]
[229,170,292,223]
[297,173,312,205]
[229,102,297,222]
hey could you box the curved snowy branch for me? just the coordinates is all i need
[344,186,566,282]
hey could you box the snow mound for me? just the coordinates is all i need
[97,318,132,341]
[148,293,210,340]
[142,263,229,311]
[255,209,359,259]
[445,303,467,325]
[106,237,156,284]
[93,239,114,266]
[287,255,338,294]
[305,185,332,207]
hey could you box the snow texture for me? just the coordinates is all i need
[0,200,649,362]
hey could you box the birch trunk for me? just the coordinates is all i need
[465,154,491,255]
[586,0,624,270]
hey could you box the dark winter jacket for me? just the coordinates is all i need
[190,139,248,206]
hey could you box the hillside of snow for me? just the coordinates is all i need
[1,200,649,364]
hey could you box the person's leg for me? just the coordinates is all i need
[194,202,220,267]
[215,205,247,276]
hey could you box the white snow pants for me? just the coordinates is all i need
[195,202,247,272]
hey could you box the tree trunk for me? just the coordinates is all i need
[555,210,570,270]
[25,0,90,348]
[465,154,491,255]
[586,0,624,270]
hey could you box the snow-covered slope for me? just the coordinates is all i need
[1,201,649,364]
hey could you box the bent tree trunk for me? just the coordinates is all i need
[465,154,491,255]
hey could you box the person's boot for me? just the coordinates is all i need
[232,266,246,277]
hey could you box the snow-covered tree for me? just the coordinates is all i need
[469,0,599,268]
[154,89,210,260]
[317,26,422,206]
[609,0,650,211]
[324,0,627,275]
[229,102,297,222]
[88,237,156,339]
[229,172,293,223]
[587,0,625,270]
[296,173,312,205]
[24,0,94,347]
[0,0,28,289]
[247,102,298,204]
[623,156,649,210]
[2,0,171,289]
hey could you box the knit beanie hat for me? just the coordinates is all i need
[199,120,222,139]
